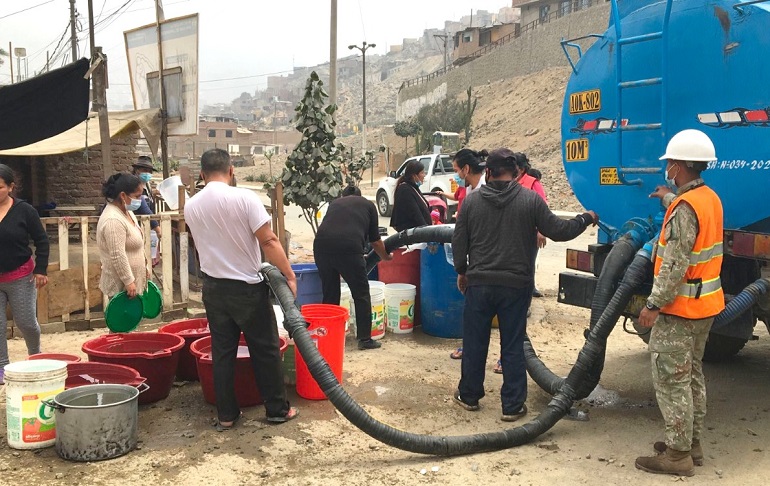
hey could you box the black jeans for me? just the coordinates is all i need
[458,284,532,415]
[202,275,289,421]
[314,251,372,340]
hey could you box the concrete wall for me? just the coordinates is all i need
[397,2,610,120]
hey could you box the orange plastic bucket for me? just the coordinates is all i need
[295,304,348,400]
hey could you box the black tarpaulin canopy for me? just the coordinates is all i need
[0,58,90,150]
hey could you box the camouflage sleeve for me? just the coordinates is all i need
[648,202,699,308]
[662,192,677,208]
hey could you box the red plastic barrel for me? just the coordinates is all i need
[65,362,146,389]
[28,353,82,363]
[158,318,210,381]
[81,332,185,404]
[377,248,421,324]
[190,334,288,407]
[295,304,348,400]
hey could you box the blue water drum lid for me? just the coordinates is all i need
[291,263,317,275]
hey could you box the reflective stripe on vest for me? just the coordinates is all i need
[654,185,725,319]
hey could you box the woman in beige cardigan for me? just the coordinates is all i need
[97,173,149,298]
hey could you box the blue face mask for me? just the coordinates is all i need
[664,163,679,189]
[139,173,152,183]
[415,181,422,187]
[126,198,142,211]
[453,174,466,187]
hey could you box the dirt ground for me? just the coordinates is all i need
[2,230,770,485]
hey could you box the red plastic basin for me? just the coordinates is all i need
[28,353,82,363]
[158,318,210,381]
[190,334,288,407]
[65,362,146,389]
[82,332,185,404]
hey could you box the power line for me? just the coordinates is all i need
[0,0,55,21]
[356,0,367,40]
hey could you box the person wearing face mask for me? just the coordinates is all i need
[96,173,149,299]
[451,147,598,422]
[513,153,548,301]
[390,159,432,232]
[635,129,724,477]
[435,149,487,216]
[131,156,161,265]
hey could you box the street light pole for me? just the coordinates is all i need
[348,41,375,157]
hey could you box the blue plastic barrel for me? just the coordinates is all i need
[292,263,323,307]
[420,243,464,338]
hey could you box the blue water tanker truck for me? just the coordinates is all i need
[556,0,770,360]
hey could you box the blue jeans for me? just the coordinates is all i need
[458,284,532,414]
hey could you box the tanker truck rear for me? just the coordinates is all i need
[556,0,770,360]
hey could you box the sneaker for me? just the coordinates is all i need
[501,404,528,422]
[358,339,382,350]
[453,390,480,411]
[532,288,543,298]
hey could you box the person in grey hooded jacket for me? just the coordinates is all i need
[451,147,598,422]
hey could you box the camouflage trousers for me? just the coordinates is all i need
[648,313,714,451]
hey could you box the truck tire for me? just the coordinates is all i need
[702,334,747,362]
[376,190,391,217]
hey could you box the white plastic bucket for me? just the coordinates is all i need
[157,176,189,210]
[4,359,68,449]
[385,283,417,334]
[369,281,386,340]
[340,283,353,334]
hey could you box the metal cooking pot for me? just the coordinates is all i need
[43,383,148,462]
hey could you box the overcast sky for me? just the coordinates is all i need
[1,0,508,107]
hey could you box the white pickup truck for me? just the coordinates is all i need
[375,153,458,217]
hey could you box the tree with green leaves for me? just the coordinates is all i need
[393,118,420,157]
[414,98,466,152]
[273,71,345,235]
[345,150,374,187]
[0,48,7,67]
[461,86,478,142]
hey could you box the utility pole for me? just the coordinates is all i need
[88,0,112,179]
[156,0,169,179]
[69,0,78,61]
[8,42,13,84]
[433,33,449,73]
[329,0,337,106]
[348,41,375,156]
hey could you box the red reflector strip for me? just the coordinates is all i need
[745,110,769,122]
[583,120,598,130]
[732,232,755,257]
[566,249,593,272]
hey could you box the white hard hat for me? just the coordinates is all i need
[659,129,717,162]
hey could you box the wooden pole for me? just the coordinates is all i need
[8,42,13,84]
[156,1,170,179]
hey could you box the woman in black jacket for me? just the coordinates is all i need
[390,160,431,232]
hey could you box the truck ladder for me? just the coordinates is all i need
[611,0,673,185]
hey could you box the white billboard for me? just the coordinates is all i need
[124,13,199,136]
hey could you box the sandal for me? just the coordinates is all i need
[267,406,299,424]
[215,411,243,432]
[493,359,503,374]
[449,347,463,359]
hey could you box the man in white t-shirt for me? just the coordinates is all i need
[186,148,298,429]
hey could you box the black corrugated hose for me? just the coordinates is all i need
[260,225,625,455]
[524,236,640,398]
[711,278,770,331]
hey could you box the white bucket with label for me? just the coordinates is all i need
[369,281,386,340]
[385,283,416,334]
[4,359,68,449]
[340,283,353,334]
